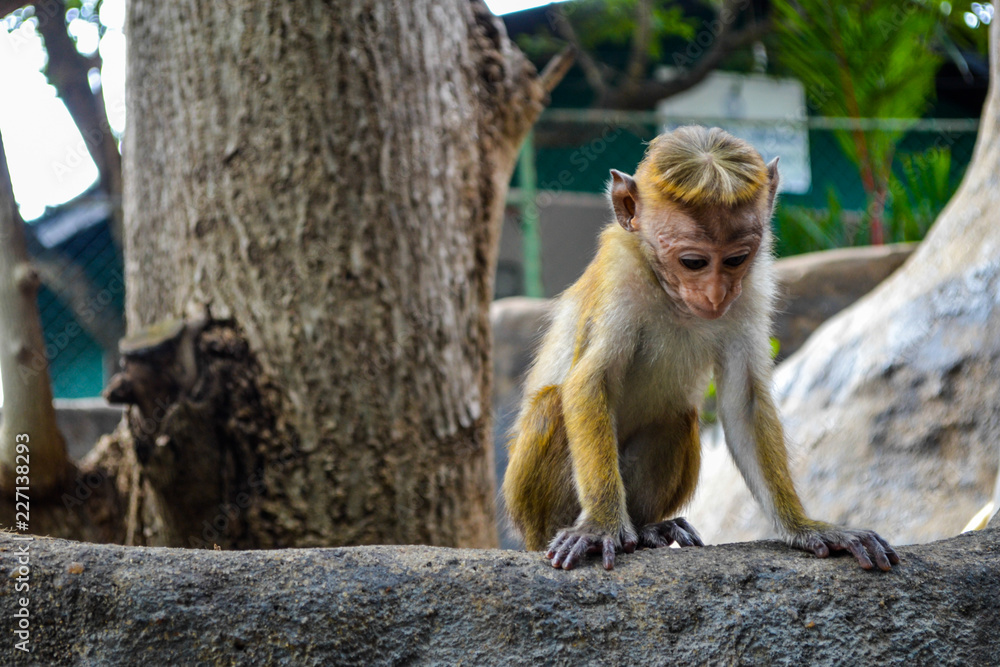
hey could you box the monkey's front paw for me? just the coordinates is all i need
[794,525,900,571]
[546,526,638,571]
[638,517,704,549]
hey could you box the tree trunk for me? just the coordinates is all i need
[689,18,1000,546]
[86,0,567,549]
[0,132,69,498]
[3,529,998,664]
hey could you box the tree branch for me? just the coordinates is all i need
[538,45,576,95]
[471,1,574,146]
[549,5,609,104]
[608,17,772,110]
[31,253,124,351]
[0,130,70,497]
[2,530,998,662]
[624,0,653,89]
[32,0,124,243]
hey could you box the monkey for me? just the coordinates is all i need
[502,125,899,572]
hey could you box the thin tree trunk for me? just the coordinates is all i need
[0,133,69,497]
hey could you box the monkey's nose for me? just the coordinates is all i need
[706,286,726,309]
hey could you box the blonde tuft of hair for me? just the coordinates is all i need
[635,126,768,207]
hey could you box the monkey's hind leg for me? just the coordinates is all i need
[501,385,578,551]
[622,408,705,549]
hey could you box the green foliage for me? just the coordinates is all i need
[773,146,958,256]
[771,0,947,242]
[773,187,851,256]
[771,1,944,121]
[886,147,954,242]
[568,0,696,60]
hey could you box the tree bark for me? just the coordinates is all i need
[689,17,1000,546]
[95,0,567,549]
[1,529,998,664]
[0,131,69,498]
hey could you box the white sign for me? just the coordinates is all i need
[656,72,811,194]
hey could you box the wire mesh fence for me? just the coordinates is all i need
[27,195,123,400]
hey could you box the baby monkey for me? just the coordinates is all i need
[502,126,899,571]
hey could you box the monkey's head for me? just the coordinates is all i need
[610,126,780,320]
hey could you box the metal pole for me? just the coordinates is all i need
[517,130,544,298]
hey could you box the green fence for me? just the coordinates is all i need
[510,109,978,291]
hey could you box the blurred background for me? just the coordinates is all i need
[0,0,992,400]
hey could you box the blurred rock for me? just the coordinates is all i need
[772,243,916,360]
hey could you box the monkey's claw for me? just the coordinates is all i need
[546,527,637,570]
[797,526,900,571]
[638,517,704,549]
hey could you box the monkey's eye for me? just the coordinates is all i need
[723,254,749,268]
[680,257,708,270]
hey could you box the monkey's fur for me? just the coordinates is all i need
[502,126,898,572]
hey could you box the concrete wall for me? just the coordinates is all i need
[0,398,122,462]
[497,190,609,299]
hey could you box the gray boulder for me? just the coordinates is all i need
[2,528,997,665]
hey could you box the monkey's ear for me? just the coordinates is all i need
[610,169,639,232]
[766,157,781,210]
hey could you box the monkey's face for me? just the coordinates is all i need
[640,202,762,320]
[609,167,768,320]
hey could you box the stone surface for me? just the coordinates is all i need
[1,530,997,665]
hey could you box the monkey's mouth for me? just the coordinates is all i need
[688,303,729,320]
